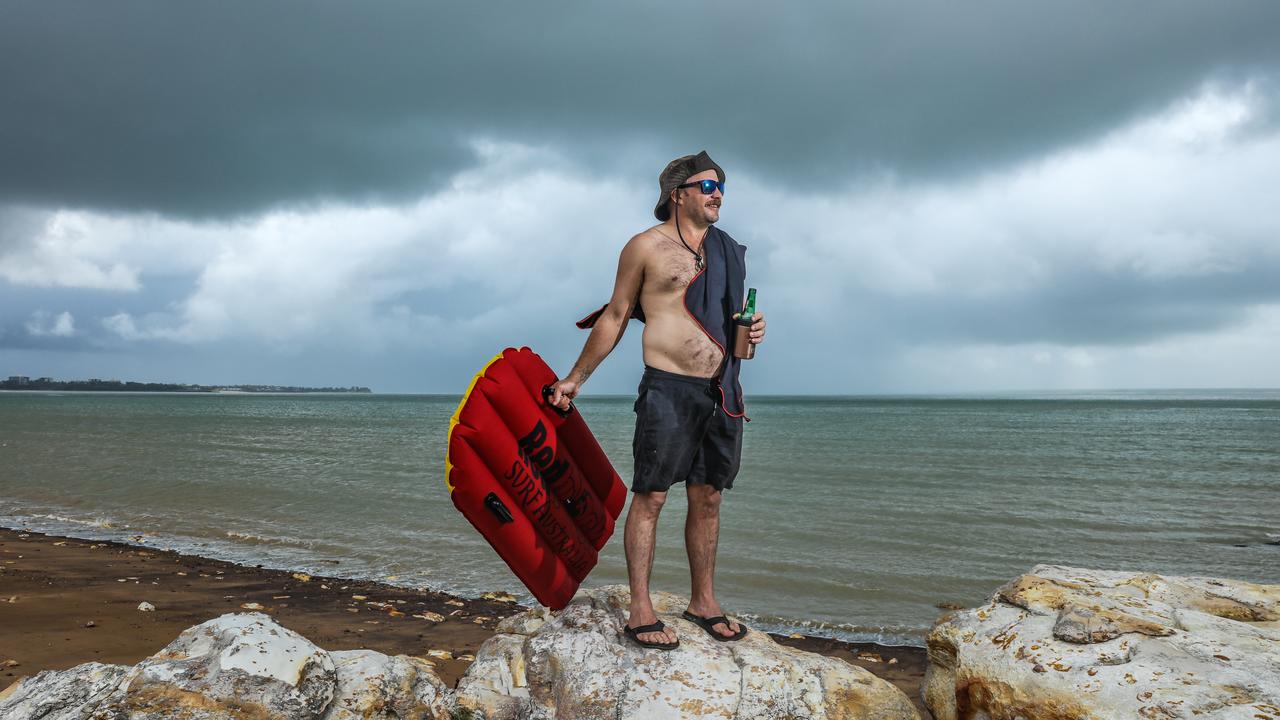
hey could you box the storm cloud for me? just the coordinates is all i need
[2,3,1279,392]
[3,1,1279,217]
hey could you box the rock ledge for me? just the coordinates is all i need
[457,584,921,719]
[924,564,1280,719]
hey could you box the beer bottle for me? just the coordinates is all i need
[733,288,758,360]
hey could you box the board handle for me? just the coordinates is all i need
[484,493,514,524]
[541,385,575,418]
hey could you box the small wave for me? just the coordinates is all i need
[224,530,317,549]
[31,513,120,529]
[1,510,523,604]
[735,612,928,648]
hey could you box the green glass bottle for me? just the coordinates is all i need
[734,287,758,360]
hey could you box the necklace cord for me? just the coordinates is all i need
[673,203,706,270]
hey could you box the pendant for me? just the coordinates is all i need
[695,255,705,272]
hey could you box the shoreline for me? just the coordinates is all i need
[0,526,931,715]
[2,513,934,649]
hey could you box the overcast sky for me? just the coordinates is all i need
[3,1,1279,394]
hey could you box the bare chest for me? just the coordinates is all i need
[645,243,703,296]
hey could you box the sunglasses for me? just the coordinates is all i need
[677,179,726,195]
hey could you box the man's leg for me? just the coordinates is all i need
[624,490,676,644]
[684,483,742,637]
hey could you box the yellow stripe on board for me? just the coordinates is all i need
[444,350,506,494]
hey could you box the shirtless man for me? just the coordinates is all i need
[548,151,766,649]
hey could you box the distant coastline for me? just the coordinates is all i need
[1,375,371,394]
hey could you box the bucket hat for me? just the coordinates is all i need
[654,151,725,221]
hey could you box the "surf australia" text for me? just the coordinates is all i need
[498,420,597,575]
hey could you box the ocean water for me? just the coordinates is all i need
[2,390,1278,646]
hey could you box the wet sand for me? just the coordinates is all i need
[0,527,931,716]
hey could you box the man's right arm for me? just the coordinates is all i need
[548,235,646,409]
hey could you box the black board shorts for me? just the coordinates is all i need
[632,365,744,493]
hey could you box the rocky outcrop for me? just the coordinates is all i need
[924,565,1280,719]
[0,662,131,720]
[123,611,337,719]
[0,613,450,720]
[455,584,921,719]
[0,588,918,720]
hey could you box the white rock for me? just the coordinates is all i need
[456,633,530,719]
[137,601,155,612]
[320,650,452,719]
[455,584,920,720]
[108,612,335,719]
[494,606,550,635]
[0,662,129,719]
[0,614,458,720]
[924,565,1280,719]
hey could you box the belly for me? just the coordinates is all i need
[641,314,724,378]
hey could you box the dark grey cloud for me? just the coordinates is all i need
[3,1,1279,218]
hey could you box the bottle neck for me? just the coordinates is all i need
[739,289,757,323]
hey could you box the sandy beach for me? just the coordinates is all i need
[0,526,931,715]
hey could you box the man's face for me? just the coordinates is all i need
[673,169,723,225]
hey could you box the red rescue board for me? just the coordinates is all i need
[446,347,626,609]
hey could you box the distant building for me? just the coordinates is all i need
[7,376,29,386]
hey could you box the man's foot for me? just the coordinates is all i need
[623,620,679,650]
[624,608,678,648]
[682,608,748,641]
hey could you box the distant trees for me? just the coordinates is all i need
[0,377,372,393]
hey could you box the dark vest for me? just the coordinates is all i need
[577,226,748,419]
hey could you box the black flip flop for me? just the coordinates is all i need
[623,620,679,650]
[682,611,748,641]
